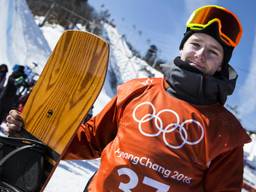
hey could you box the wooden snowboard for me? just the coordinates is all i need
[20,30,109,191]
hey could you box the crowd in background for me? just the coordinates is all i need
[0,63,37,124]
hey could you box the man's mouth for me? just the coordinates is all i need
[188,61,205,71]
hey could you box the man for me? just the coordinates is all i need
[5,5,251,191]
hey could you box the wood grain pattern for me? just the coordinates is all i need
[21,30,109,155]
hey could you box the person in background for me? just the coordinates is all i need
[0,65,27,123]
[0,64,8,94]
[5,5,251,191]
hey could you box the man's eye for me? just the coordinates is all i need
[209,50,218,56]
[191,42,200,47]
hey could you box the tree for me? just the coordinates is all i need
[26,0,96,29]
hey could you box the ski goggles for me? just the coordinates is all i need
[186,5,242,47]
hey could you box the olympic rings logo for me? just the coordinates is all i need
[141,79,153,85]
[132,102,204,149]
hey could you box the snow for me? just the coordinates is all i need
[0,0,50,74]
[0,0,255,191]
[44,159,100,192]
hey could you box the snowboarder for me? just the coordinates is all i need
[5,5,251,191]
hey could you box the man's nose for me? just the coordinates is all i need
[194,48,206,61]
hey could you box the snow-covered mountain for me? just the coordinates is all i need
[0,0,50,74]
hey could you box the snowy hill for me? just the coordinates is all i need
[0,0,50,74]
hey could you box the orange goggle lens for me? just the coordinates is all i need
[187,5,242,47]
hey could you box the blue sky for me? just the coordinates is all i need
[89,0,256,131]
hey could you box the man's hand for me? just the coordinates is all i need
[4,110,24,134]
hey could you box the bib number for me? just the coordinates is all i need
[117,167,170,191]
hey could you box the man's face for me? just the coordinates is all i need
[180,33,224,75]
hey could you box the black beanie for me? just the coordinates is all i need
[179,22,234,77]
